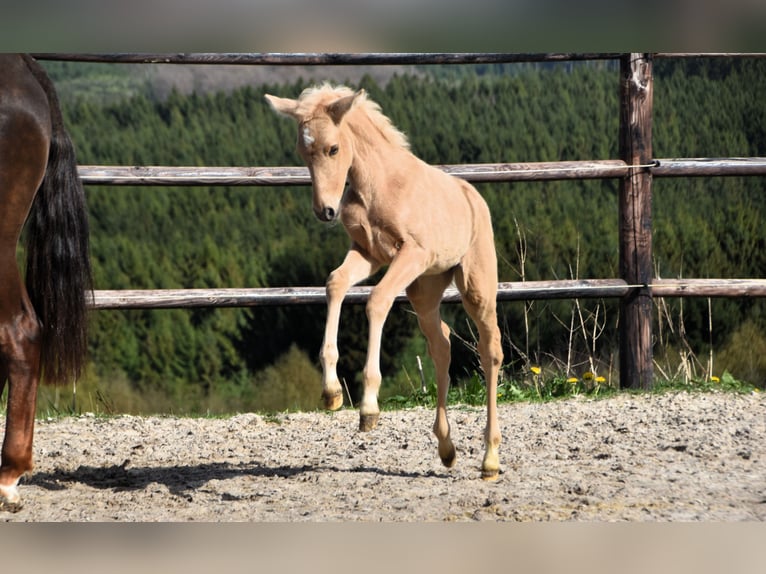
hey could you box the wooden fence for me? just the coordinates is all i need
[35,52,766,389]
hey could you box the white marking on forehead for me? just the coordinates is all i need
[302,126,315,147]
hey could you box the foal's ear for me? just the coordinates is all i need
[327,89,365,124]
[264,94,301,120]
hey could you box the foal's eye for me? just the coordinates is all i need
[329,145,339,157]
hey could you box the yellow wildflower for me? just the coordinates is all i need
[582,372,594,381]
[566,377,578,384]
[596,376,606,384]
[530,366,541,375]
[711,376,720,383]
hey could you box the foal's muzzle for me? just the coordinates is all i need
[315,205,337,223]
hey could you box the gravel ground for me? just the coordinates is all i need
[3,391,765,521]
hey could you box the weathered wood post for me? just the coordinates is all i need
[619,53,654,389]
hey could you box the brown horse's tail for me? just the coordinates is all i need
[22,55,92,385]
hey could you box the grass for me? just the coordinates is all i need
[650,370,759,395]
[380,367,759,411]
[3,364,758,422]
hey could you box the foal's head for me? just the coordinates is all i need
[266,85,364,222]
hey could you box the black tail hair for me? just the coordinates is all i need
[22,55,92,385]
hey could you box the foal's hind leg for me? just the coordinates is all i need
[359,245,428,431]
[455,256,503,480]
[406,272,456,468]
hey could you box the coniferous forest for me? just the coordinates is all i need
[31,58,766,414]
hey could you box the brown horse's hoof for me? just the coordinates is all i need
[439,443,457,468]
[322,390,344,411]
[359,413,379,432]
[0,485,22,513]
[0,498,23,513]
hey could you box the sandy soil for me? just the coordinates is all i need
[3,391,764,522]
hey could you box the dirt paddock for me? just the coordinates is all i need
[3,391,764,521]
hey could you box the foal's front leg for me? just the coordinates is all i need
[320,246,378,410]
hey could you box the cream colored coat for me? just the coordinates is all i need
[267,85,503,479]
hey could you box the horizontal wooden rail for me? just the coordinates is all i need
[651,279,766,298]
[90,280,631,309]
[651,158,766,177]
[33,53,766,66]
[33,53,622,65]
[78,158,766,187]
[654,53,766,59]
[88,278,766,310]
[78,161,631,186]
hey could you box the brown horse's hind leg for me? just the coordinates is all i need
[407,272,456,468]
[0,231,43,513]
[0,74,50,510]
[455,251,503,481]
[0,288,42,512]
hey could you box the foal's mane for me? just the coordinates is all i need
[298,84,410,150]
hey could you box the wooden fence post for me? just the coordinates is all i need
[619,53,654,390]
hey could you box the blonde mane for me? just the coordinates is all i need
[297,84,410,150]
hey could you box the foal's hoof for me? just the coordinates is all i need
[322,390,344,411]
[359,413,379,432]
[0,485,22,513]
[480,467,500,482]
[439,443,457,468]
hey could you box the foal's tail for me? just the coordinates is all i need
[22,55,92,385]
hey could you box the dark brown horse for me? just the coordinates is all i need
[0,54,91,511]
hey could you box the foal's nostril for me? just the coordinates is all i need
[313,205,338,222]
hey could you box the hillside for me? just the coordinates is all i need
[40,60,423,104]
[30,57,766,414]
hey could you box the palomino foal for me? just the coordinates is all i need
[266,85,503,479]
